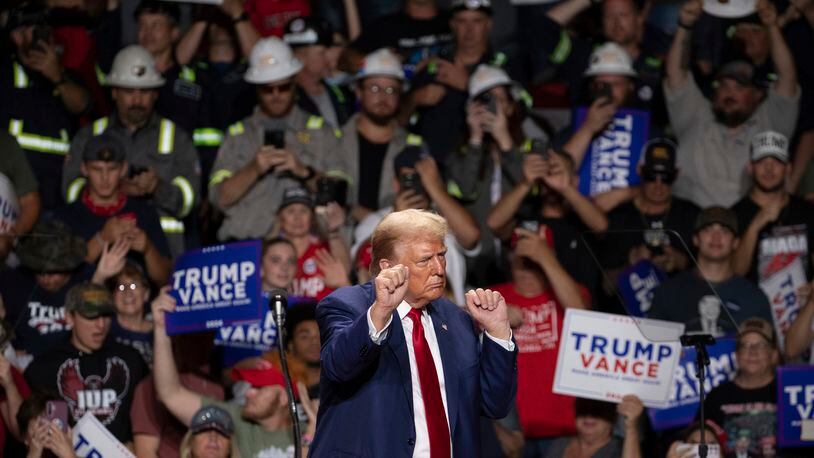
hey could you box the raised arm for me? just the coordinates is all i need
[758,0,798,97]
[151,288,203,426]
[547,0,593,26]
[665,0,703,90]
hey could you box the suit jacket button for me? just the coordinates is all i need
[407,438,415,446]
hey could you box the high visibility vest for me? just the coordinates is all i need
[8,63,71,156]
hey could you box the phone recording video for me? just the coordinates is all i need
[264,130,285,149]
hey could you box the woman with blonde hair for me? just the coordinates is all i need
[179,405,241,458]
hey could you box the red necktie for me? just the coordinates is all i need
[407,308,451,458]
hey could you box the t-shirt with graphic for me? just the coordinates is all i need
[23,335,148,443]
[648,270,772,337]
[731,195,814,283]
[702,379,777,458]
[292,239,335,302]
[0,264,93,357]
[491,282,588,438]
[203,397,299,458]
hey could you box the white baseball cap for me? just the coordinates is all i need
[750,131,789,163]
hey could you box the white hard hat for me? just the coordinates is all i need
[584,43,637,78]
[468,64,511,98]
[245,37,303,85]
[105,45,165,89]
[354,49,405,81]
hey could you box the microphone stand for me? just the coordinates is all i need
[270,290,302,458]
[680,333,715,458]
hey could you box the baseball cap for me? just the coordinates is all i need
[64,283,116,319]
[714,60,756,87]
[641,138,677,175]
[231,365,299,397]
[738,317,776,345]
[694,207,739,234]
[283,17,332,48]
[189,405,235,436]
[278,186,313,211]
[750,131,789,163]
[82,133,126,163]
[450,0,493,15]
[17,219,87,273]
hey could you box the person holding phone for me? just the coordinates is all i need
[445,64,550,287]
[2,3,90,211]
[209,37,340,242]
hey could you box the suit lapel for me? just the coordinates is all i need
[429,302,459,437]
[387,312,414,417]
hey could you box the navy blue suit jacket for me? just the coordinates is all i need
[309,282,518,457]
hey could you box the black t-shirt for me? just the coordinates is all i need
[24,337,148,443]
[602,197,700,270]
[703,380,777,458]
[357,134,389,211]
[53,196,171,266]
[350,11,452,69]
[731,195,814,283]
[0,265,93,357]
[648,270,772,336]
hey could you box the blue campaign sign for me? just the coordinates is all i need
[215,294,316,352]
[166,241,263,335]
[777,365,814,447]
[617,260,665,317]
[647,338,738,431]
[574,108,650,196]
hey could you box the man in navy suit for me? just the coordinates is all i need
[310,209,518,457]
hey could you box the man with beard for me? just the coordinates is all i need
[209,37,340,241]
[62,45,200,258]
[151,288,318,456]
[0,3,90,210]
[731,131,814,284]
[330,49,424,223]
[664,0,799,208]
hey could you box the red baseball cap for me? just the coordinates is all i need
[231,366,299,398]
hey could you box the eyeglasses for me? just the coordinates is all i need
[736,341,771,353]
[259,82,294,94]
[116,283,140,293]
[363,84,399,96]
[642,171,676,185]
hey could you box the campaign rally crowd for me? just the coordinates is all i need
[1,0,814,456]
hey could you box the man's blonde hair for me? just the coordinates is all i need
[370,210,448,276]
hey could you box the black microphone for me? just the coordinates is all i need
[267,288,302,457]
[269,288,288,328]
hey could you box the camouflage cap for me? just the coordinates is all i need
[16,219,87,273]
[64,283,115,319]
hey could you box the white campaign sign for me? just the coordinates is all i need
[73,412,135,458]
[553,309,684,408]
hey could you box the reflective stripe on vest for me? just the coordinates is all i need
[550,30,572,65]
[228,122,244,136]
[325,169,355,186]
[66,177,87,203]
[209,169,233,187]
[13,62,29,88]
[95,65,107,86]
[193,128,224,147]
[92,117,109,135]
[158,119,175,154]
[447,180,464,199]
[8,120,70,155]
[160,216,185,234]
[180,66,196,83]
[406,134,423,146]
[306,116,324,130]
[171,176,195,219]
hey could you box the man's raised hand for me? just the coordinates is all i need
[370,265,409,330]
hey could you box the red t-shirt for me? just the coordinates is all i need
[491,282,581,438]
[292,239,335,301]
[244,0,311,37]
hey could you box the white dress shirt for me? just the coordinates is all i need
[367,301,514,457]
